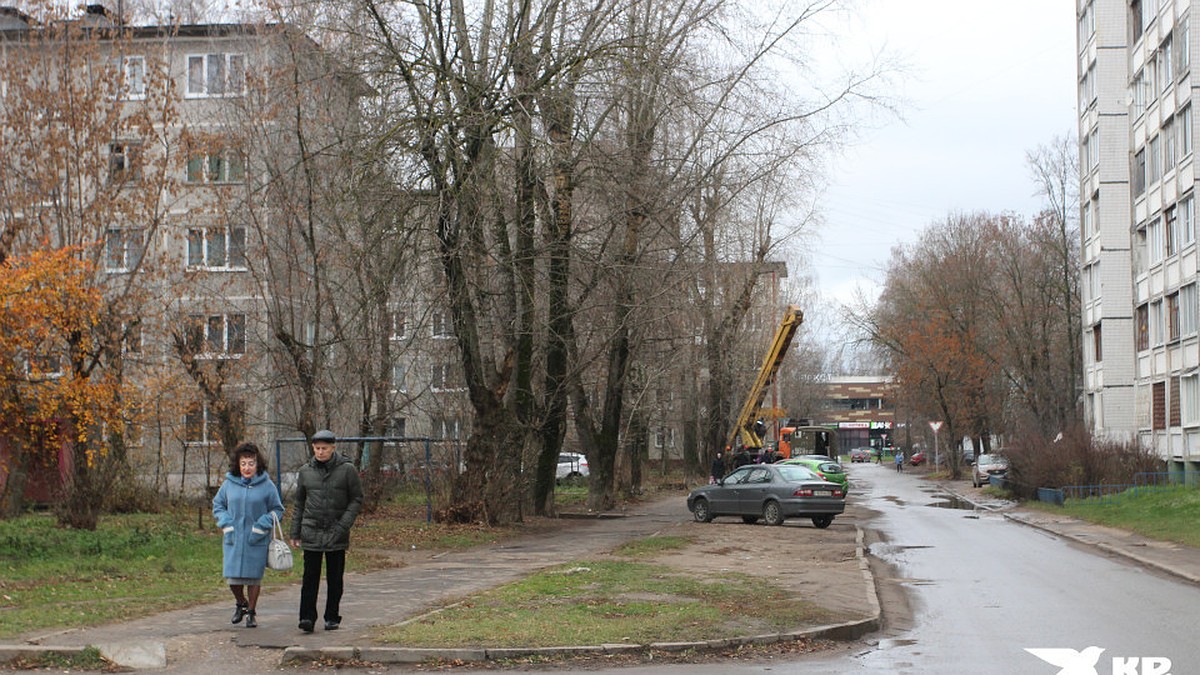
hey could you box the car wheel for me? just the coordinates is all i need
[692,498,714,523]
[811,515,833,529]
[741,515,759,524]
[762,500,784,526]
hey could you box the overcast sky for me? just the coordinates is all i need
[808,0,1079,310]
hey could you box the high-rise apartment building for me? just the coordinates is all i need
[1080,0,1199,475]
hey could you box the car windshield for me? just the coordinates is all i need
[776,465,820,482]
[819,463,843,473]
[979,455,1005,466]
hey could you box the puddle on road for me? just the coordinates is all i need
[877,638,918,649]
[869,543,932,556]
[926,494,978,510]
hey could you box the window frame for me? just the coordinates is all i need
[105,226,145,273]
[185,52,246,98]
[186,225,247,270]
[184,312,246,359]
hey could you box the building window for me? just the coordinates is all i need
[108,141,141,184]
[1087,128,1099,172]
[1181,284,1198,336]
[1166,206,1179,256]
[1182,374,1200,425]
[105,227,144,272]
[1172,377,1181,426]
[184,313,246,358]
[431,416,461,440]
[1149,135,1162,185]
[1183,194,1196,245]
[113,54,145,99]
[186,226,246,269]
[1179,104,1193,157]
[1168,291,1180,342]
[388,417,406,438]
[1137,304,1150,351]
[430,362,464,391]
[390,309,406,340]
[1092,323,1102,362]
[431,310,453,338]
[186,150,245,184]
[1133,68,1148,118]
[121,319,143,355]
[1152,299,1165,346]
[392,362,407,392]
[1176,17,1191,78]
[185,400,244,445]
[1159,34,1174,91]
[1153,380,1166,430]
[186,53,246,97]
[1164,117,1177,175]
[1135,148,1147,195]
[1148,215,1164,264]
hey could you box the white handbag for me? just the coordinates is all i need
[267,512,293,571]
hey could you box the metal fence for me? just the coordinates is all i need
[1061,471,1195,504]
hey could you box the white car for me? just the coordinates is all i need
[556,452,589,481]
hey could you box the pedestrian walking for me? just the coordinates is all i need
[212,442,284,629]
[710,452,727,484]
[290,429,364,634]
[895,451,904,473]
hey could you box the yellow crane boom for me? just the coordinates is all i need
[724,305,804,453]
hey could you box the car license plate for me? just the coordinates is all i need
[814,490,831,496]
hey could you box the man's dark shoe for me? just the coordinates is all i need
[231,603,248,624]
[245,610,257,628]
[298,619,314,633]
[324,619,340,631]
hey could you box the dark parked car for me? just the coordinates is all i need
[686,463,845,528]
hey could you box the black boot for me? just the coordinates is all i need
[245,610,257,628]
[231,603,248,624]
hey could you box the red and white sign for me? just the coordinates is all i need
[929,420,944,432]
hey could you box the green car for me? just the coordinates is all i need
[778,456,850,494]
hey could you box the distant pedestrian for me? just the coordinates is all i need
[732,447,752,469]
[710,452,727,484]
[290,430,364,634]
[212,442,284,629]
[895,451,904,473]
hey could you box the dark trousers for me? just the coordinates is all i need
[299,549,346,623]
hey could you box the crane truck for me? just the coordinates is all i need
[723,305,804,459]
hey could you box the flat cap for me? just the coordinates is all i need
[312,429,336,443]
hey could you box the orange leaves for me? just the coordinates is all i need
[0,246,128,466]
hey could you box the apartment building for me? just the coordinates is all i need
[0,5,471,497]
[1080,0,1199,475]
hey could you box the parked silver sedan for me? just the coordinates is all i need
[687,463,846,528]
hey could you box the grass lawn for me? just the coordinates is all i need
[0,489,529,640]
[1028,484,1200,548]
[379,554,832,648]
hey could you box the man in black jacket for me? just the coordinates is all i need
[290,429,364,633]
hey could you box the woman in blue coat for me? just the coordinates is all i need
[212,442,284,628]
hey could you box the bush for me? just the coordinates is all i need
[1004,427,1163,499]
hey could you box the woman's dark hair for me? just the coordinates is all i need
[228,442,269,475]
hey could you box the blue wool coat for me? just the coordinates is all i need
[212,471,285,580]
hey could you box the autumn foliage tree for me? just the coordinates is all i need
[0,248,136,527]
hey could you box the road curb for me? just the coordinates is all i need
[1002,512,1200,587]
[280,524,883,667]
[936,480,1200,589]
